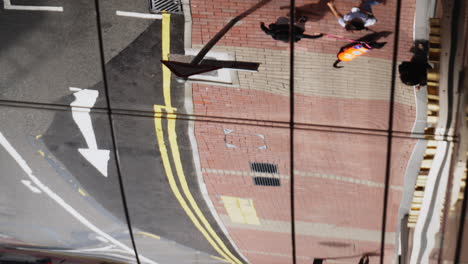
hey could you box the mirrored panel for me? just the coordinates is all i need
[180,0,292,122]
[385,136,422,264]
[294,128,388,264]
[0,104,136,263]
[392,137,467,264]
[113,113,292,264]
[0,1,107,108]
[293,0,398,131]
[100,0,291,121]
[1,0,467,262]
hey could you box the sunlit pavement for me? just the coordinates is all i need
[1,0,467,263]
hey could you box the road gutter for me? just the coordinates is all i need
[181,0,249,263]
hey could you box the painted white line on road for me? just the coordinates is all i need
[95,236,109,243]
[0,132,158,264]
[70,88,110,177]
[3,0,63,12]
[21,179,42,194]
[69,87,82,92]
[116,11,162,19]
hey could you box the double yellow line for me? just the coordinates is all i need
[153,13,243,264]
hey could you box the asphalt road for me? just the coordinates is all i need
[0,0,242,263]
[0,105,225,264]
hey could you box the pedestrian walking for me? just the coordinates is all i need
[327,0,383,31]
[260,16,323,43]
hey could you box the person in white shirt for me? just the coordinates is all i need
[327,0,382,31]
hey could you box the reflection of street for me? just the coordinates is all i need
[153,12,244,264]
[0,128,140,262]
[0,120,230,263]
[0,0,242,263]
[0,0,105,107]
[184,0,417,263]
[2,0,467,263]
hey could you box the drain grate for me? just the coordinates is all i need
[253,177,280,186]
[250,162,278,174]
[150,0,183,14]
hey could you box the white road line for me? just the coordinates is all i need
[0,132,158,264]
[21,179,42,194]
[95,236,109,243]
[116,11,162,19]
[69,87,82,92]
[70,88,110,177]
[3,0,63,12]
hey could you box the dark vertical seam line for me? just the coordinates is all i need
[441,0,465,259]
[380,0,402,262]
[448,74,463,263]
[93,0,142,263]
[289,0,296,263]
[445,0,460,135]
[455,162,468,263]
[453,0,466,261]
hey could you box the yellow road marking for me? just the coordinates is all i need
[154,107,233,263]
[221,196,260,225]
[157,14,242,264]
[162,13,172,108]
[154,105,177,114]
[137,231,160,240]
[238,198,260,225]
[167,118,243,263]
[78,188,87,196]
[36,134,42,139]
[211,255,231,263]
[221,196,245,223]
[38,150,45,157]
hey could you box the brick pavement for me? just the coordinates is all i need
[194,84,416,131]
[188,0,418,262]
[194,120,413,262]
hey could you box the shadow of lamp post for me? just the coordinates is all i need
[161,0,273,83]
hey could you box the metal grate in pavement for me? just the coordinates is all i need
[253,177,280,187]
[149,0,183,14]
[250,162,278,174]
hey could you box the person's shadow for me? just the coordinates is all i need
[280,0,329,22]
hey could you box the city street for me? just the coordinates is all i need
[0,0,242,263]
[1,0,468,263]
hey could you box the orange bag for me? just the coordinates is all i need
[338,43,371,62]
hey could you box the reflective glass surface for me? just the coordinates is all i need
[1,0,467,263]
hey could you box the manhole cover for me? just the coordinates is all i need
[150,0,183,14]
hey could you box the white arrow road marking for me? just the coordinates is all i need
[0,132,157,264]
[3,0,63,11]
[21,179,42,194]
[70,88,110,177]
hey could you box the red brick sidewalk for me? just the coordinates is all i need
[188,0,418,263]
